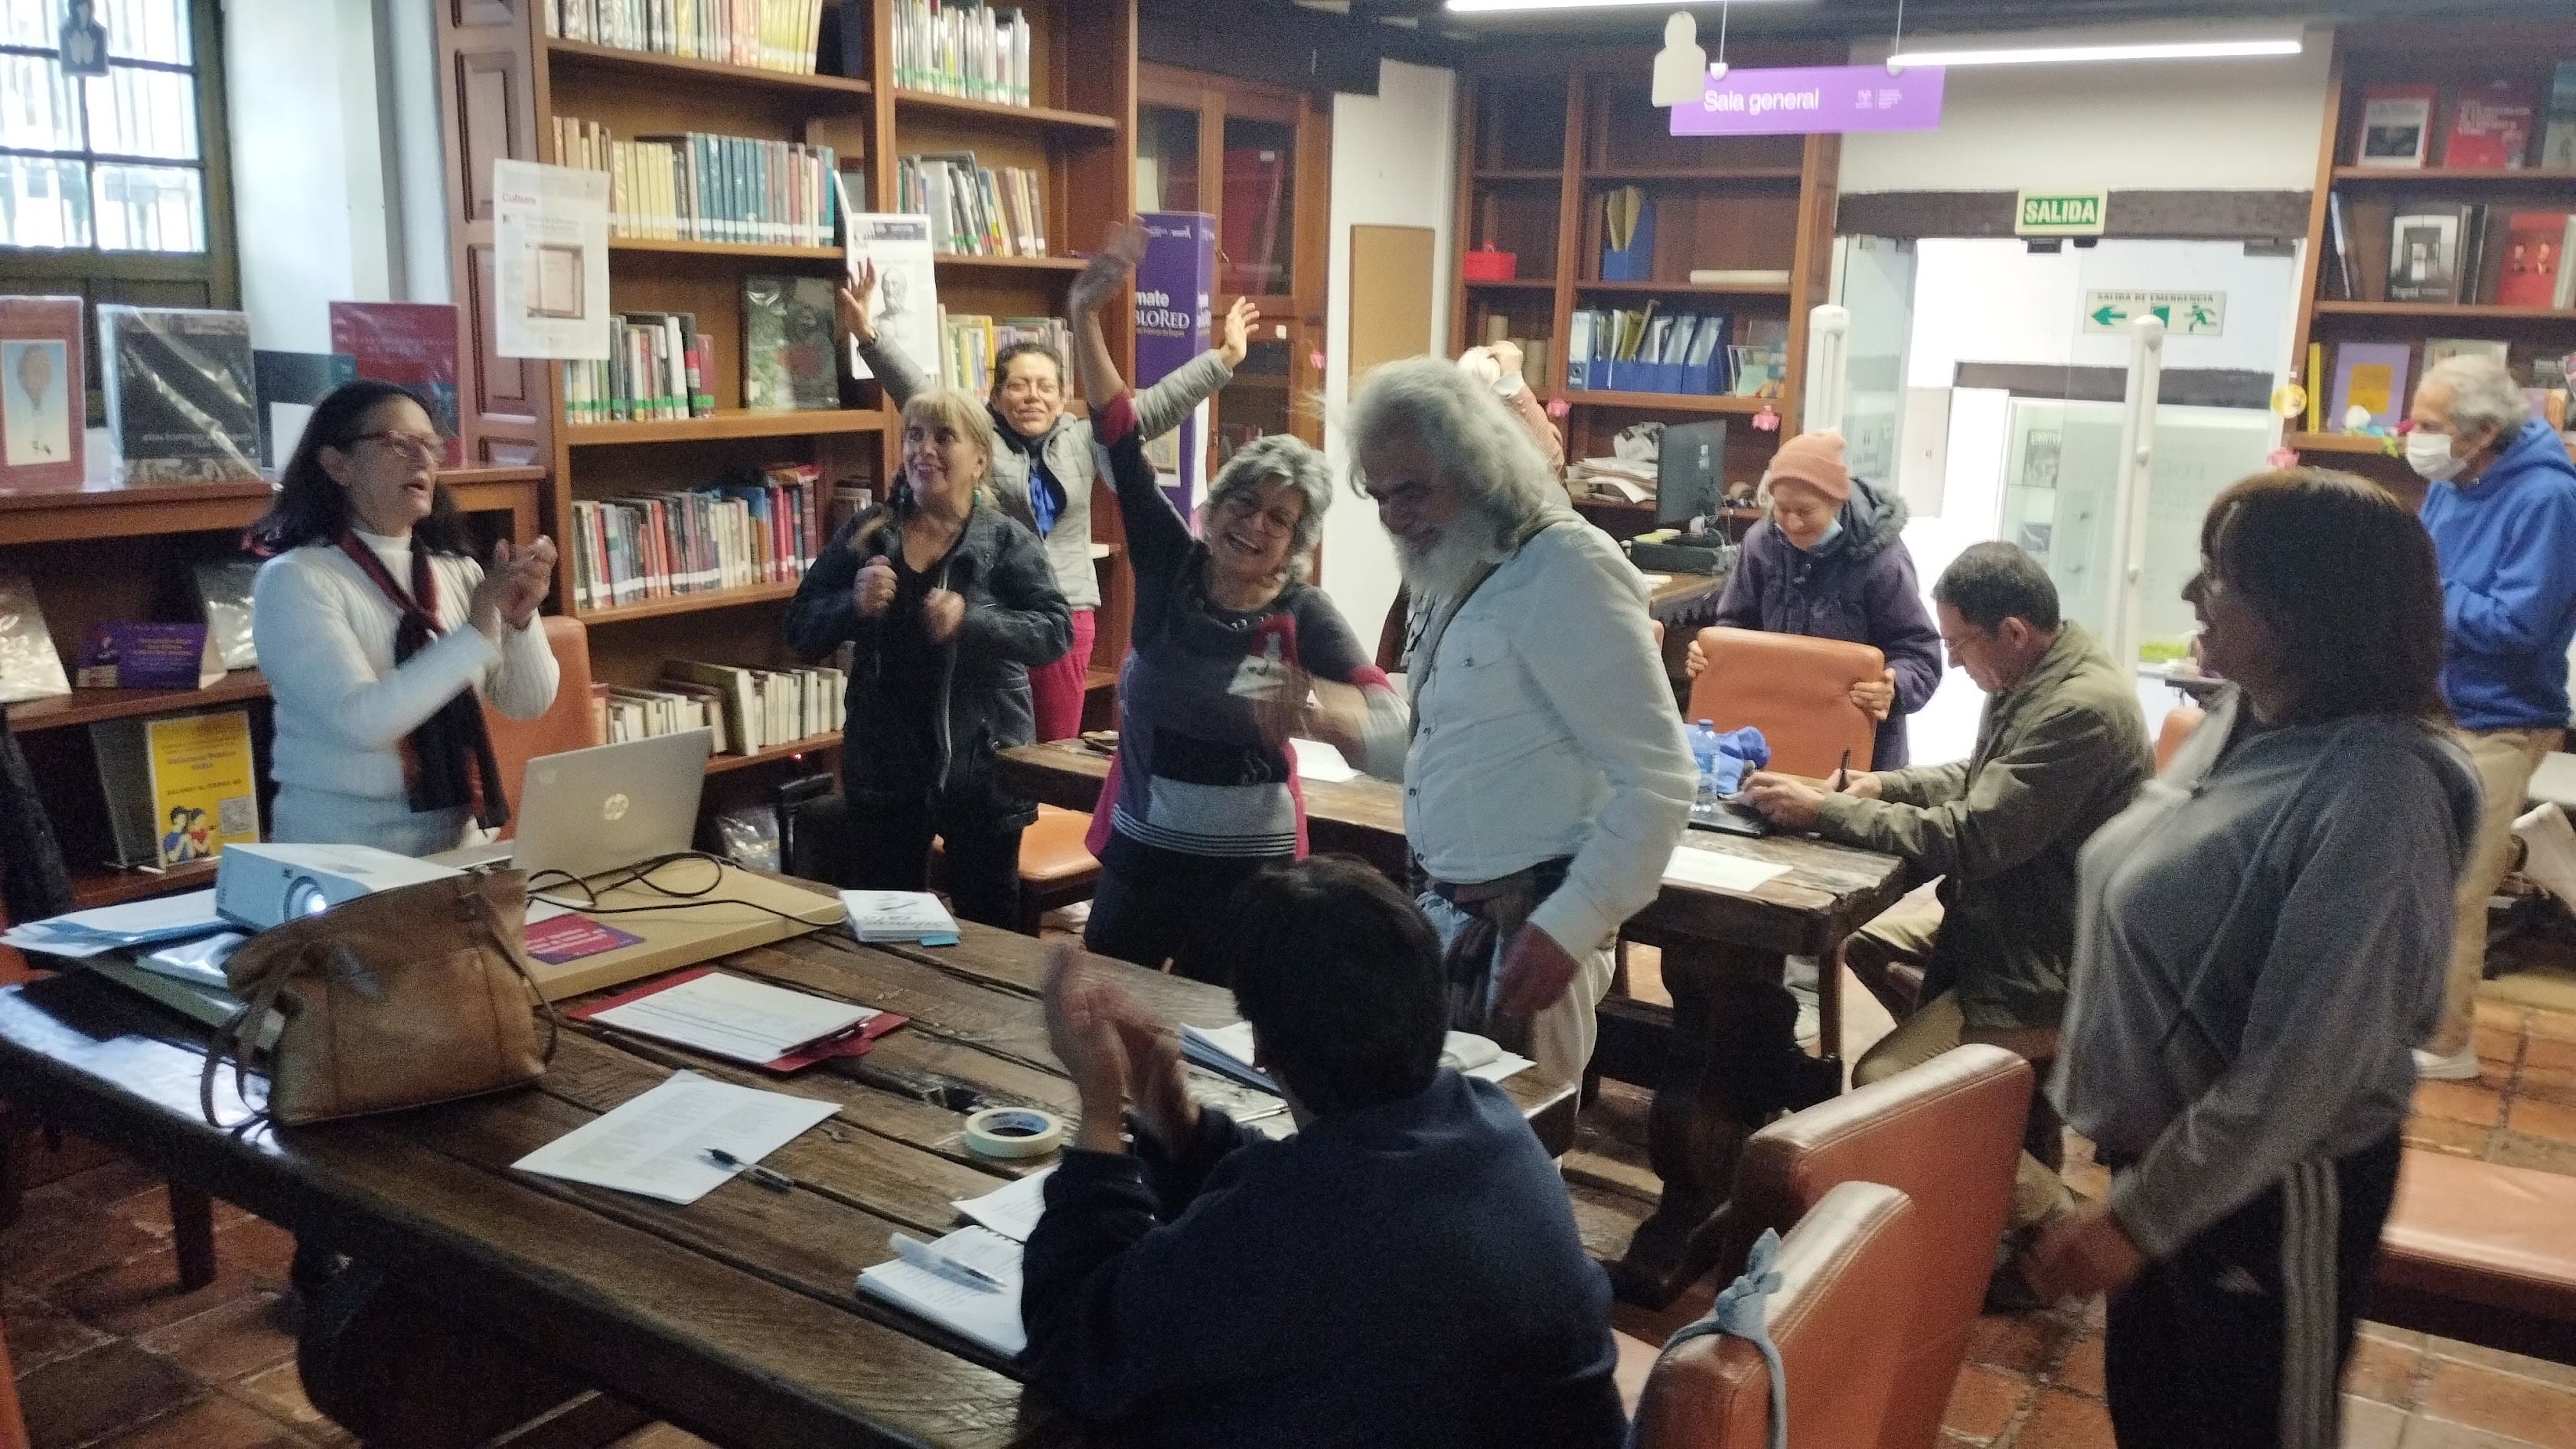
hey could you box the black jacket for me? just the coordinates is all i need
[784,504,1071,832]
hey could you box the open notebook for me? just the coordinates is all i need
[854,1226,1026,1357]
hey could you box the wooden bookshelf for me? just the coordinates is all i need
[2287,22,2576,493]
[435,0,1142,801]
[70,859,218,911]
[8,671,269,734]
[704,732,841,775]
[1451,45,1841,488]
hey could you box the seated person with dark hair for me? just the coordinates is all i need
[1024,855,1623,1449]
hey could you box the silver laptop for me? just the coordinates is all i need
[455,731,712,882]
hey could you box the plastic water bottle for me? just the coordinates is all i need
[1687,718,1721,814]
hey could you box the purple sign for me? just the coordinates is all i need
[1671,64,1945,137]
[1133,213,1216,520]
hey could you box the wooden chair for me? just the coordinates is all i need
[1013,804,1101,935]
[1687,627,1883,779]
[1623,1180,1921,1448]
[480,616,602,837]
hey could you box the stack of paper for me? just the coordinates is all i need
[855,1225,1026,1356]
[840,890,960,945]
[1290,738,1357,783]
[1665,846,1790,894]
[511,1070,838,1205]
[586,971,877,1066]
[1,891,227,959]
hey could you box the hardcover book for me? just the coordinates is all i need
[97,307,260,485]
[742,276,836,410]
[2444,78,2539,168]
[76,622,222,691]
[2330,342,2412,431]
[250,350,356,470]
[2495,212,2572,308]
[91,709,259,868]
[2543,61,2576,168]
[191,558,258,670]
[328,302,463,465]
[2356,84,2437,169]
[0,295,83,490]
[0,573,68,705]
[2387,206,2473,304]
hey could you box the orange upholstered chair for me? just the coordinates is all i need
[0,1323,28,1449]
[2154,703,2206,774]
[481,616,601,839]
[1627,1180,1921,1448]
[1721,1044,2034,1449]
[1687,627,1883,778]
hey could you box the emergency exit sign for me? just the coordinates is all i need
[2016,190,2107,237]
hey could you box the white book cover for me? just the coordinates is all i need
[840,889,960,943]
[843,199,941,385]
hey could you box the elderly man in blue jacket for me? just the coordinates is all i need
[2408,353,2576,1079]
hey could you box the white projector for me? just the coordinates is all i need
[213,843,463,931]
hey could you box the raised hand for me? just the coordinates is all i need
[1070,216,1147,317]
[494,536,556,629]
[1218,297,1261,369]
[1043,943,1136,1153]
[836,259,879,344]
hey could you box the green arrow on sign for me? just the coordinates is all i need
[2150,304,2172,324]
[2091,304,2125,326]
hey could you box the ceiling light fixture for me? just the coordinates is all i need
[1883,37,2303,68]
[1445,0,1798,12]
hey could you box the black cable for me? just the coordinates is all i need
[520,851,840,929]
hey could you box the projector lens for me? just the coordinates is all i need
[286,878,329,918]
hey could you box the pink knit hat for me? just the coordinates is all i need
[1765,431,1850,506]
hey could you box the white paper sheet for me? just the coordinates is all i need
[1290,738,1357,783]
[590,972,875,1066]
[854,1225,1026,1356]
[840,889,959,943]
[1663,846,1791,894]
[954,1167,1052,1242]
[511,1070,837,1205]
[493,159,611,360]
[842,200,942,386]
[2,889,227,956]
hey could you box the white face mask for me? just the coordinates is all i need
[2407,430,2467,483]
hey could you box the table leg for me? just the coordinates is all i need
[1610,941,1841,1308]
[168,1183,215,1291]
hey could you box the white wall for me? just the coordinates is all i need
[1840,22,2333,195]
[1318,58,1456,648]
[225,0,447,351]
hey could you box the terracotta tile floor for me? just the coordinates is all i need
[2,986,2572,1447]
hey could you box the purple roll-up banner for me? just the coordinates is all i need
[1671,65,1945,137]
[1134,213,1216,521]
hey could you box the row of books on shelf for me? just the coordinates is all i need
[557,277,841,423]
[555,115,843,248]
[567,466,827,612]
[2353,68,2576,171]
[937,313,1071,394]
[599,661,844,758]
[2329,196,2576,308]
[890,0,1032,106]
[898,153,1049,258]
[1,297,461,489]
[1564,309,1784,399]
[2309,340,2573,433]
[541,0,831,76]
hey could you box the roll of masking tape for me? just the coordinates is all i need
[964,1105,1066,1159]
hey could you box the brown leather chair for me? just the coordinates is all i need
[2372,1148,2576,1364]
[1687,627,1883,779]
[1720,1044,2033,1449]
[480,616,601,840]
[0,1323,28,1449]
[2153,703,2206,773]
[1013,803,1101,934]
[1628,1180,1920,1448]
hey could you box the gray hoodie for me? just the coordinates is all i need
[2053,686,2479,1259]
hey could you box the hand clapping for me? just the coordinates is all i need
[468,538,556,640]
[852,558,897,617]
[921,588,964,643]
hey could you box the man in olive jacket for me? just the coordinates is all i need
[1743,542,2150,1245]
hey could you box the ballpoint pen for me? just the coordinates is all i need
[890,1232,1008,1292]
[704,1147,794,1191]
[1834,747,1852,793]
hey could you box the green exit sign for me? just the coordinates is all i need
[2016,190,2107,237]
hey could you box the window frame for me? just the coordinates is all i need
[0,0,240,388]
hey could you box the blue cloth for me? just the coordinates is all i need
[2420,418,2576,731]
[1707,724,1769,796]
[1028,454,1061,537]
[1021,1071,1625,1448]
[1627,1229,1786,1449]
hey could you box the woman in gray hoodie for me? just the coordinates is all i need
[2032,468,2480,1449]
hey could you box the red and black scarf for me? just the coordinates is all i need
[335,535,510,830]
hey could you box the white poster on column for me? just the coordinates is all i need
[493,159,611,360]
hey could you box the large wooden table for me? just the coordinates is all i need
[0,916,1574,1449]
[996,739,1908,1306]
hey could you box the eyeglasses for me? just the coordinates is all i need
[346,430,446,461]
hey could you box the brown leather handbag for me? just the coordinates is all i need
[201,868,558,1127]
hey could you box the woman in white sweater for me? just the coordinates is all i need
[246,381,559,857]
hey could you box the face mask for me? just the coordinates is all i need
[2407,431,2467,483]
[1795,517,1844,552]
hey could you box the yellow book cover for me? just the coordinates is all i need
[145,711,259,866]
[2305,343,2325,433]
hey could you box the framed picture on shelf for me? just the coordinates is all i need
[2387,206,2472,304]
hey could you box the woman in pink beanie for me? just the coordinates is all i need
[1687,431,1944,766]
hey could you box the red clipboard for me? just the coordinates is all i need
[565,966,910,1074]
